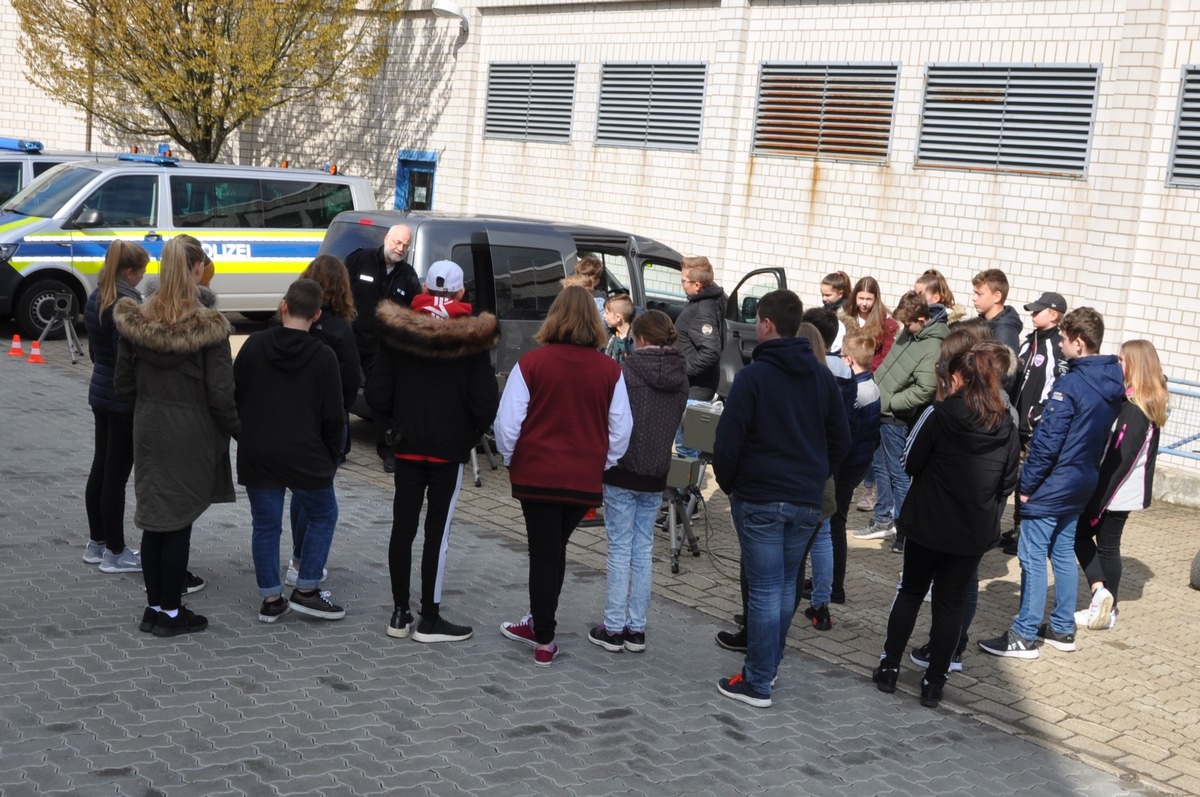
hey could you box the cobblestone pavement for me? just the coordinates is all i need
[1,331,1194,795]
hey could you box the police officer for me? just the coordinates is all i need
[346,224,421,472]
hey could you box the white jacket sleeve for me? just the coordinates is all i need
[493,364,529,467]
[605,374,633,469]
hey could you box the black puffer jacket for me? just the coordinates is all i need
[899,395,1020,556]
[604,346,690,492]
[365,300,501,463]
[674,284,725,400]
[987,305,1023,354]
[85,282,142,413]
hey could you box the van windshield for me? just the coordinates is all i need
[1,163,100,217]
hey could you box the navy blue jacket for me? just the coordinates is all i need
[85,283,142,413]
[842,370,881,474]
[712,336,851,506]
[1019,354,1125,518]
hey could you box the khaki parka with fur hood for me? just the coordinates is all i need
[365,300,501,463]
[114,299,241,532]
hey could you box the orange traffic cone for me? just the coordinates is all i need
[7,335,22,357]
[27,341,44,364]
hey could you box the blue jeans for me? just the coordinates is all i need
[873,423,910,525]
[731,496,821,695]
[602,484,660,632]
[248,485,338,597]
[800,518,833,606]
[1012,514,1079,640]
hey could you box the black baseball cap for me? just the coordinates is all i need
[1024,292,1067,314]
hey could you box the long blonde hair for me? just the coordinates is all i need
[144,237,200,325]
[98,241,149,314]
[1121,339,1168,427]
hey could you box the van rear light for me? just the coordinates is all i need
[357,218,375,225]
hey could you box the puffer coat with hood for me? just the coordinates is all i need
[365,300,501,463]
[898,395,1021,555]
[1020,354,1125,518]
[234,325,345,489]
[113,299,240,532]
[604,346,690,493]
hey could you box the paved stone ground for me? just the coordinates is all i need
[1,330,1193,795]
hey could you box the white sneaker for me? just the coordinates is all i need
[99,548,142,573]
[1086,587,1115,630]
[852,519,896,540]
[285,562,328,587]
[1075,608,1117,630]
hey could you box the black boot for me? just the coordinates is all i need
[920,678,944,708]
[872,664,898,693]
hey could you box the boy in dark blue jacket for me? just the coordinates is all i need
[826,331,881,605]
[711,290,850,708]
[979,307,1124,659]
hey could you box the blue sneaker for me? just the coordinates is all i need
[83,540,106,564]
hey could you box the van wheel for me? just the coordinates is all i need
[16,277,75,339]
[1191,549,1200,590]
[239,311,275,323]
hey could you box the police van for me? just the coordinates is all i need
[0,150,377,336]
[318,210,788,394]
[0,137,105,205]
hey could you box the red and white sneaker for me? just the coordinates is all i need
[501,613,537,646]
[534,642,558,667]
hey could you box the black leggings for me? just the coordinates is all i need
[881,538,983,685]
[1075,510,1127,606]
[141,526,192,612]
[521,500,589,645]
[84,409,134,553]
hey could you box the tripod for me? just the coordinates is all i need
[663,458,706,574]
[37,291,85,364]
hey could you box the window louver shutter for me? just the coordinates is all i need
[596,63,707,151]
[1168,66,1200,187]
[753,63,899,164]
[484,63,576,143]
[917,64,1100,178]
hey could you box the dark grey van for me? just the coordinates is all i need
[317,210,789,396]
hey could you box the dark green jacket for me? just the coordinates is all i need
[874,320,949,422]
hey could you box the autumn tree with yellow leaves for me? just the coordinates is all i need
[13,0,404,162]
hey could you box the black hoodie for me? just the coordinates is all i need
[898,394,1020,556]
[234,326,345,489]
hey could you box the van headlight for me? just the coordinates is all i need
[0,243,17,261]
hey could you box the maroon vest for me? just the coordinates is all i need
[509,344,621,506]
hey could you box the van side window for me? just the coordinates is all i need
[170,176,263,228]
[0,162,20,205]
[449,244,488,311]
[579,251,633,297]
[262,180,353,229]
[81,175,158,227]
[492,245,566,320]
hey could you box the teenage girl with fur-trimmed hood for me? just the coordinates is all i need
[114,236,240,638]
